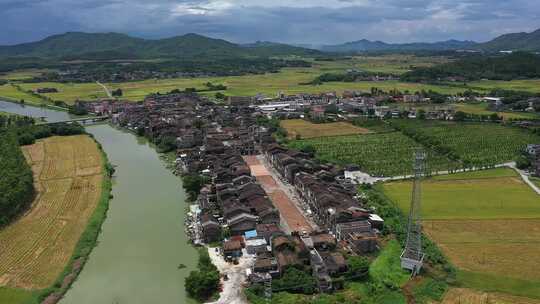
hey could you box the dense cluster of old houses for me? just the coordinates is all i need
[95,92,384,293]
[80,88,539,294]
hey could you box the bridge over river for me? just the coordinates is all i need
[35,115,109,125]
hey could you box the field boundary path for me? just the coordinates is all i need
[96,81,112,98]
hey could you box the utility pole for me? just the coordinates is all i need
[401,149,426,276]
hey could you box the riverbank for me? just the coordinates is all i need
[39,136,113,304]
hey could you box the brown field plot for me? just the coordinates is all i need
[442,288,540,304]
[0,135,103,289]
[425,219,540,282]
[382,168,540,299]
[280,119,370,139]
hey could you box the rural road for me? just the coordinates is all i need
[96,81,112,98]
[208,248,253,304]
[506,162,540,195]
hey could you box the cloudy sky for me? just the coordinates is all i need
[1,0,539,45]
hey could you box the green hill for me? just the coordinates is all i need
[401,52,540,82]
[476,29,540,52]
[0,32,320,60]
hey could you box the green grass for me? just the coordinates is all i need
[431,167,518,180]
[531,177,540,189]
[287,132,457,177]
[0,84,44,104]
[0,287,38,304]
[457,270,540,300]
[369,239,410,288]
[468,79,540,94]
[382,169,540,220]
[453,103,539,120]
[0,69,50,81]
[412,278,447,303]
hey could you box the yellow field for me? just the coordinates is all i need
[425,219,540,282]
[281,119,370,139]
[382,168,540,299]
[442,288,540,304]
[0,135,103,289]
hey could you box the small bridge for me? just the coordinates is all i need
[36,116,109,125]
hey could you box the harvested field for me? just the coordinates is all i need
[243,155,313,233]
[442,288,540,304]
[0,135,104,289]
[381,168,540,299]
[425,219,540,282]
[280,119,370,139]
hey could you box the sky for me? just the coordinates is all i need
[1,0,540,46]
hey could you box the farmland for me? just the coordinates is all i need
[442,288,540,304]
[381,168,540,299]
[0,84,44,104]
[382,168,540,220]
[0,135,104,291]
[287,132,459,177]
[392,120,540,168]
[0,56,473,104]
[453,103,539,120]
[280,119,370,139]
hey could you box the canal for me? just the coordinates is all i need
[1,99,199,304]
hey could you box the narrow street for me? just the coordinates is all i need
[243,155,317,234]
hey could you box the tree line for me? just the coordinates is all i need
[0,115,86,226]
[401,52,540,82]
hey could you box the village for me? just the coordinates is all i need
[73,88,540,303]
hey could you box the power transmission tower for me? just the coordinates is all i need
[401,149,426,276]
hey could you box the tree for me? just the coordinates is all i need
[272,267,315,294]
[112,88,123,97]
[185,249,220,301]
[454,111,467,121]
[489,113,501,121]
[417,109,426,120]
[182,174,210,201]
[516,155,531,170]
[185,270,220,301]
[346,256,370,281]
[300,144,316,155]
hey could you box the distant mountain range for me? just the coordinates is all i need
[0,32,320,60]
[1,28,539,60]
[321,39,477,52]
[321,28,540,53]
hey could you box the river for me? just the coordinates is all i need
[0,99,199,304]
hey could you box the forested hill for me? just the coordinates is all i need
[477,29,540,52]
[400,52,540,82]
[0,32,320,60]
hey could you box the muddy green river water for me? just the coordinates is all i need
[1,100,198,304]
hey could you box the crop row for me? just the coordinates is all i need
[391,120,540,168]
[288,132,460,177]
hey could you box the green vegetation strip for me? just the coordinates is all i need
[35,136,113,303]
